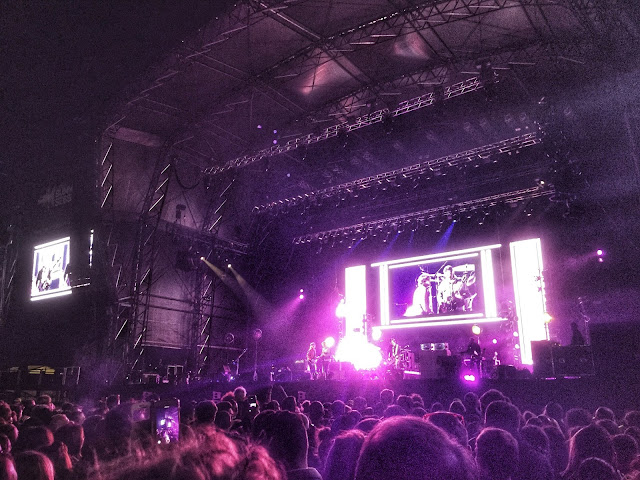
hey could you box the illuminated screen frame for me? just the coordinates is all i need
[372,244,501,328]
[31,237,72,301]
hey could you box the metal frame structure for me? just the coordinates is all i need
[293,184,555,245]
[99,0,631,172]
[255,131,541,213]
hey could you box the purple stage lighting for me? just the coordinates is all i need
[299,293,304,300]
[463,374,477,382]
[492,338,498,344]
[596,249,604,256]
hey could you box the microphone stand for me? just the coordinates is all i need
[578,297,591,346]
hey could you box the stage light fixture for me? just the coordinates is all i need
[471,325,481,335]
[324,337,336,348]
[492,338,498,344]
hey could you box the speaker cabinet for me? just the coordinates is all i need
[531,342,594,378]
[418,351,458,379]
[553,346,594,376]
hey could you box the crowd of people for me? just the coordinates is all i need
[1,383,640,480]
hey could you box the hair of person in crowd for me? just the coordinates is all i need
[354,416,477,480]
[475,427,519,480]
[424,411,468,447]
[484,401,521,436]
[323,429,366,480]
[612,433,639,475]
[576,456,619,480]
[563,423,615,479]
[14,451,55,480]
[0,453,17,480]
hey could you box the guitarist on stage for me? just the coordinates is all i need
[306,342,318,379]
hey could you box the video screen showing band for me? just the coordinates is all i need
[31,237,72,301]
[375,245,499,326]
[391,260,482,320]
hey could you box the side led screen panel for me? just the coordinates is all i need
[31,237,72,301]
[510,238,549,364]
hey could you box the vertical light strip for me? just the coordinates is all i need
[510,238,549,364]
[345,265,367,339]
[481,248,497,317]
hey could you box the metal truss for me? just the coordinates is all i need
[314,38,594,120]
[293,184,554,244]
[99,142,134,369]
[187,177,245,377]
[0,225,17,327]
[255,131,541,213]
[204,74,488,174]
[201,34,591,176]
[254,0,576,82]
[100,0,616,174]
[123,157,173,376]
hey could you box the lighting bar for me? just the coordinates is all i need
[204,76,490,175]
[391,313,484,324]
[376,317,505,330]
[389,253,479,270]
[255,132,540,213]
[378,247,494,268]
[292,185,553,245]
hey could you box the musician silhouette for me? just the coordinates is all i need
[462,337,482,375]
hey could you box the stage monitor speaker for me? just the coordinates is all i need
[531,341,556,378]
[590,323,640,379]
[497,365,518,380]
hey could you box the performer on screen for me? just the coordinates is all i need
[404,271,434,317]
[437,265,459,313]
[306,342,318,379]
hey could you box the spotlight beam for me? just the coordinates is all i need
[200,257,245,301]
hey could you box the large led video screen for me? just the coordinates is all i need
[31,237,71,301]
[373,244,500,327]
